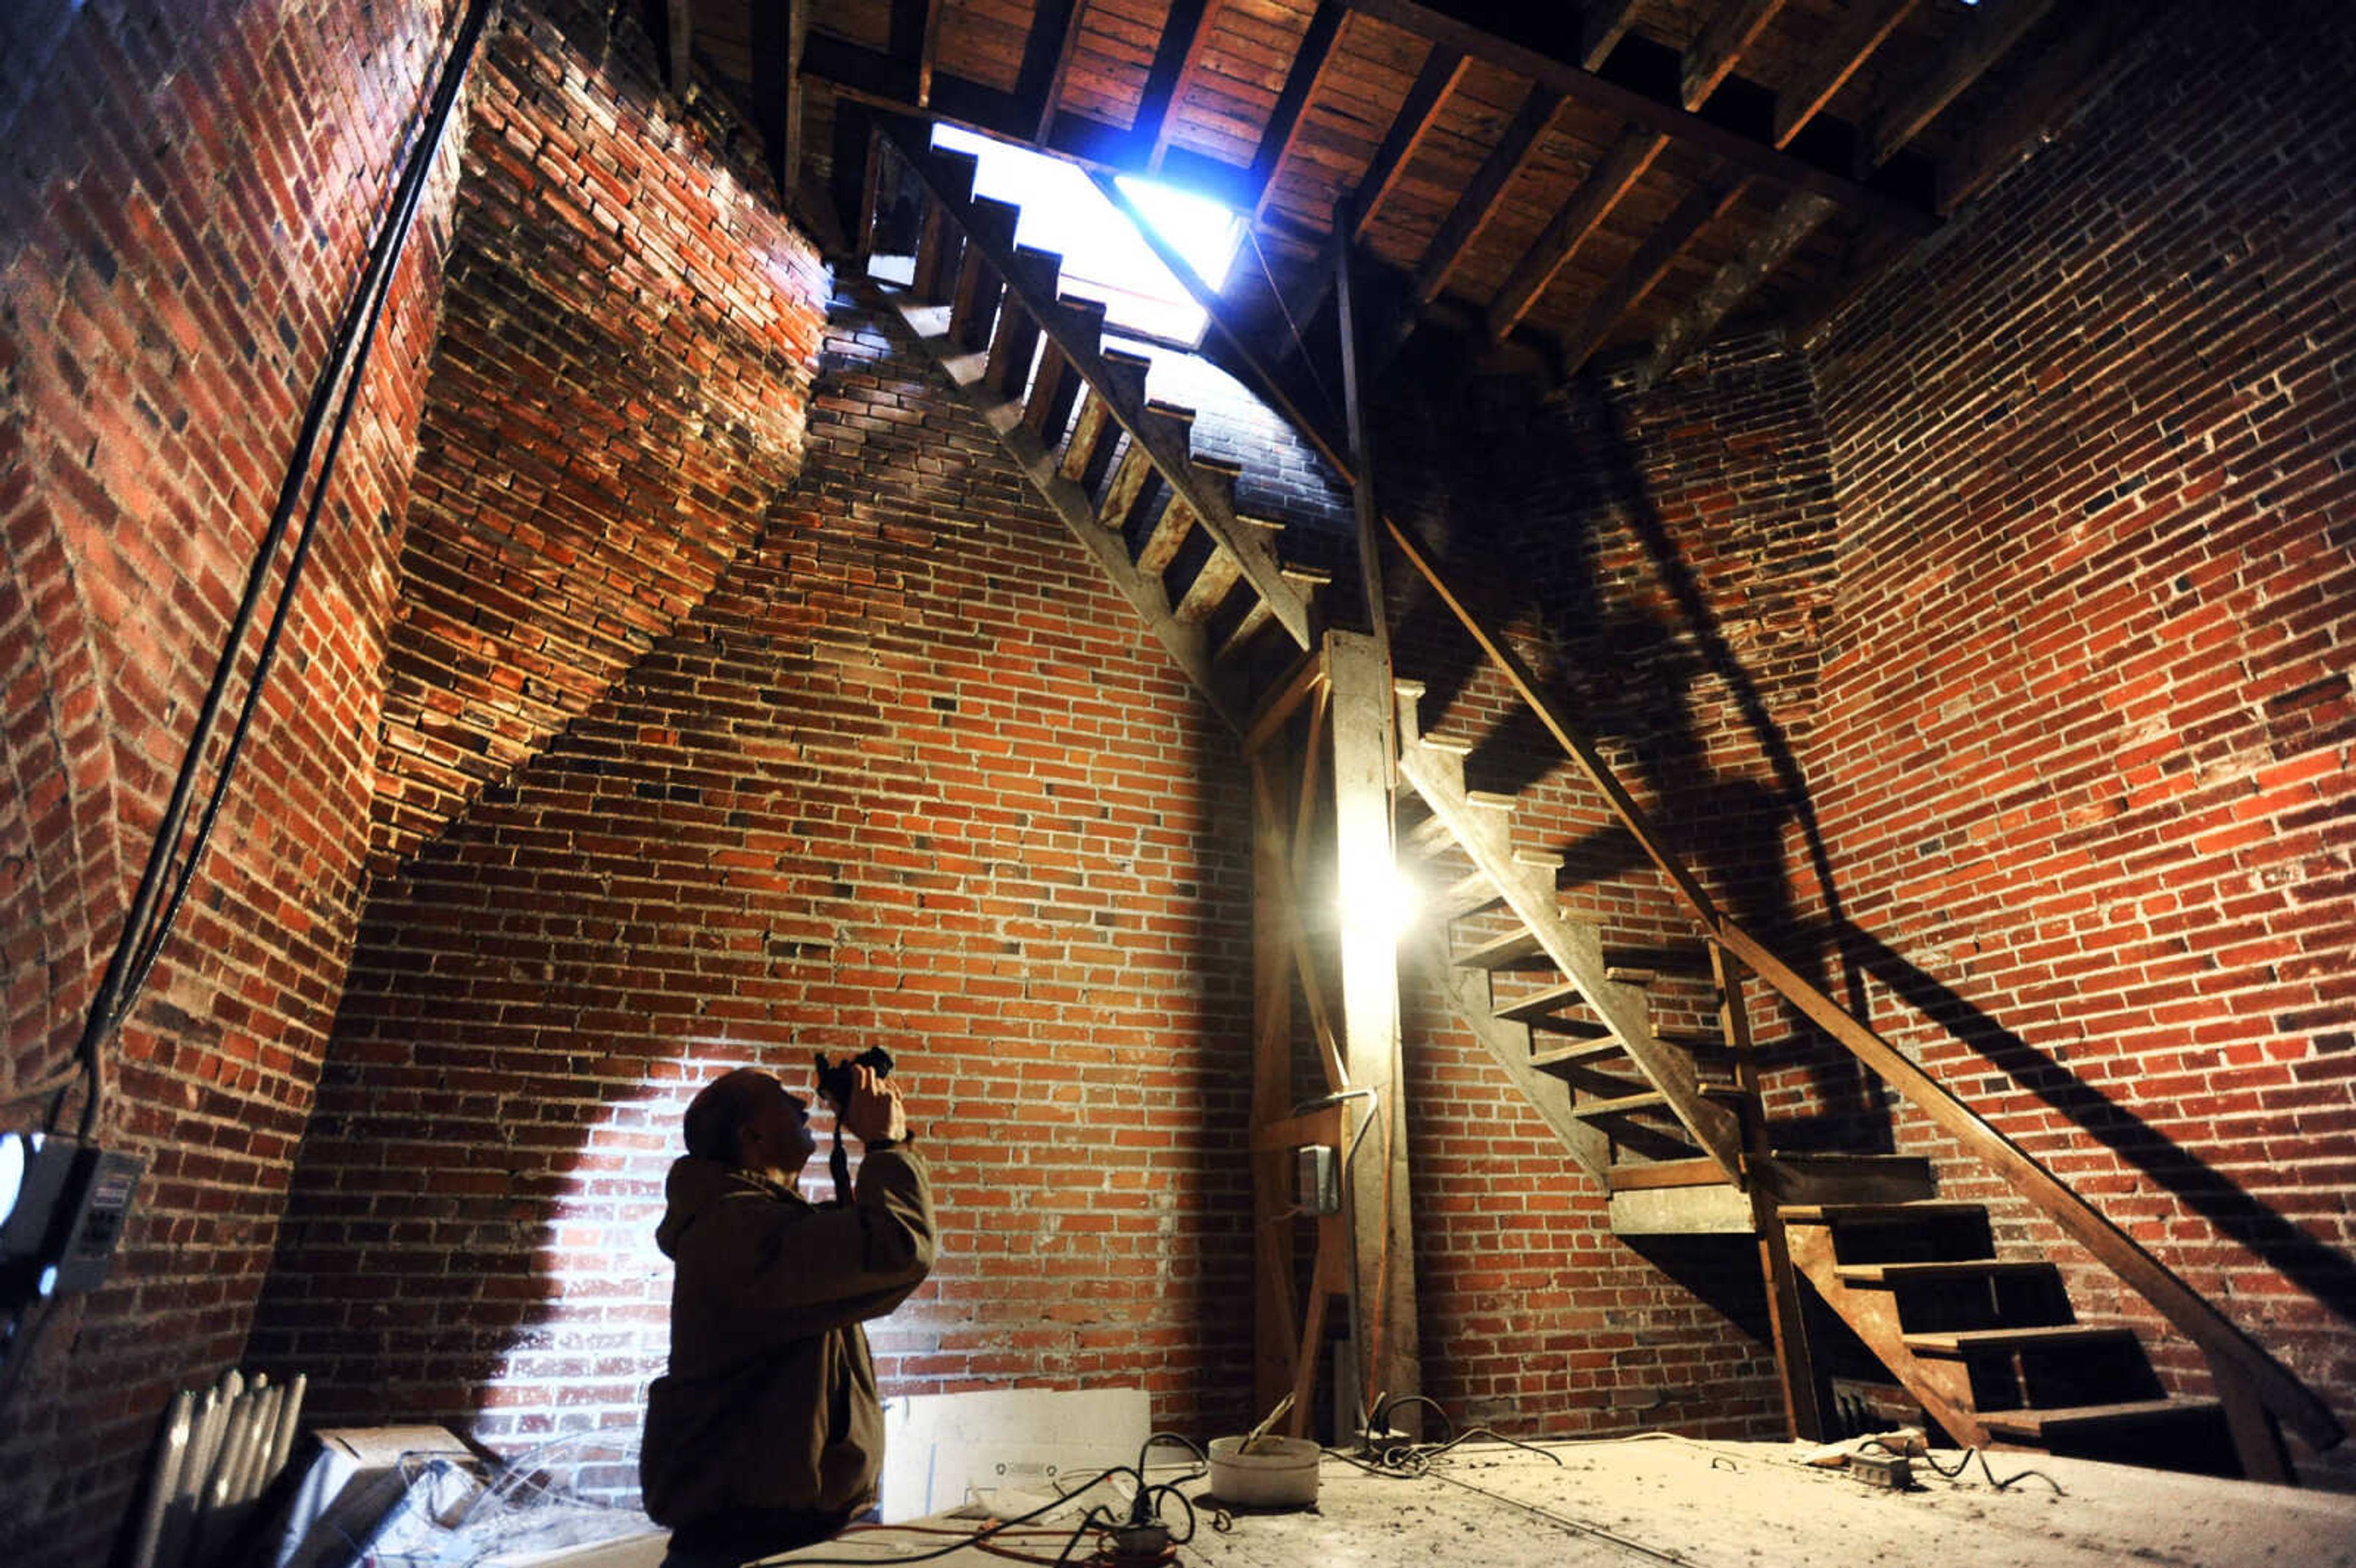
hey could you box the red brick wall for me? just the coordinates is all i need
[244,286,1263,1452]
[1804,0,2356,1466]
[372,0,829,874]
[0,0,463,1558]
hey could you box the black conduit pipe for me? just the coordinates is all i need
[61,0,498,1141]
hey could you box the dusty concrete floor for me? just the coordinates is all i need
[552,1435,2356,1568]
[723,1436,2356,1568]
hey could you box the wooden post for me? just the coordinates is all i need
[1328,629,1418,1436]
[1718,943,1823,1440]
[1249,750,1303,1423]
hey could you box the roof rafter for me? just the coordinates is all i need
[1681,0,1790,113]
[1552,169,1750,375]
[1341,0,1938,232]
[1773,0,1927,148]
[1486,125,1665,344]
[1138,0,1219,172]
[1249,2,1350,221]
[1387,83,1563,345]
[1863,0,2056,171]
[1346,44,1469,240]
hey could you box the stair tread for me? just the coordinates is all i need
[1494,979,1590,1021]
[1576,1085,1742,1120]
[1577,1090,1676,1118]
[1533,1032,1732,1067]
[1779,1201,1987,1224]
[1530,1039,1631,1071]
[1835,1259,2057,1284]
[1903,1324,2136,1355]
[1978,1397,2225,1435]
[1455,929,1544,969]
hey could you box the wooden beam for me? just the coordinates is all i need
[1136,0,1218,172]
[1773,0,1925,148]
[1593,0,1801,382]
[1635,188,1832,388]
[1328,630,1419,1437]
[1485,125,1666,344]
[1346,45,1469,240]
[1342,0,1936,233]
[1249,2,1349,222]
[829,99,882,267]
[1250,755,1304,1421]
[1579,0,1644,71]
[752,0,809,206]
[1720,945,1826,1443]
[1333,231,1394,704]
[1680,0,1790,113]
[1393,84,1559,333]
[888,0,947,108]
[658,0,694,90]
[1936,1,2146,216]
[1553,169,1748,380]
[1244,646,1330,758]
[1629,0,1914,383]
[1862,0,2055,172]
[1015,0,1082,137]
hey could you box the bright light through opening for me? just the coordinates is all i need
[1113,176,1244,291]
[928,125,1243,344]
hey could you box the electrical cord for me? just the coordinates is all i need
[756,1434,1210,1568]
[1855,1437,2064,1495]
[0,0,497,1413]
[45,0,496,1150]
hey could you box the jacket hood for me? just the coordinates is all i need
[656,1156,756,1259]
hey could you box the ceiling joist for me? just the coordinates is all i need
[759,0,2144,399]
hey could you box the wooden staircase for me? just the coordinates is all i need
[1392,677,2271,1476]
[834,119,2341,1484]
[863,125,1333,732]
[1786,1204,2240,1473]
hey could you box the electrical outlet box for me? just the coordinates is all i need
[1850,1451,1913,1489]
[1295,1145,1339,1216]
[0,1134,142,1299]
[55,1148,142,1292]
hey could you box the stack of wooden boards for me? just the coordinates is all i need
[126,1367,307,1568]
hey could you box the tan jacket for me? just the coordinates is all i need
[640,1145,934,1526]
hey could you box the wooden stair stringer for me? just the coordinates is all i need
[885,293,1244,734]
[1404,926,1613,1186]
[1394,700,1746,1180]
[1784,1215,1992,1448]
[879,123,1314,653]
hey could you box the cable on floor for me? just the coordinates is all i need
[1857,1438,2065,1496]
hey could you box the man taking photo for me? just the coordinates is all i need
[642,1060,934,1564]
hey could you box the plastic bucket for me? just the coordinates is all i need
[1206,1434,1322,1507]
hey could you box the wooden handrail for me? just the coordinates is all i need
[1386,513,2344,1455]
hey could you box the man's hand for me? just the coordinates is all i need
[842,1064,908,1147]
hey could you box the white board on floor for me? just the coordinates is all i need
[880,1387,1150,1523]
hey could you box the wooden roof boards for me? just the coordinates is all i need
[683,0,2149,393]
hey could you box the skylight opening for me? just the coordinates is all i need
[927,125,1245,347]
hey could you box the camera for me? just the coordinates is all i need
[813,1045,895,1109]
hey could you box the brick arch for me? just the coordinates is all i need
[0,461,123,1102]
